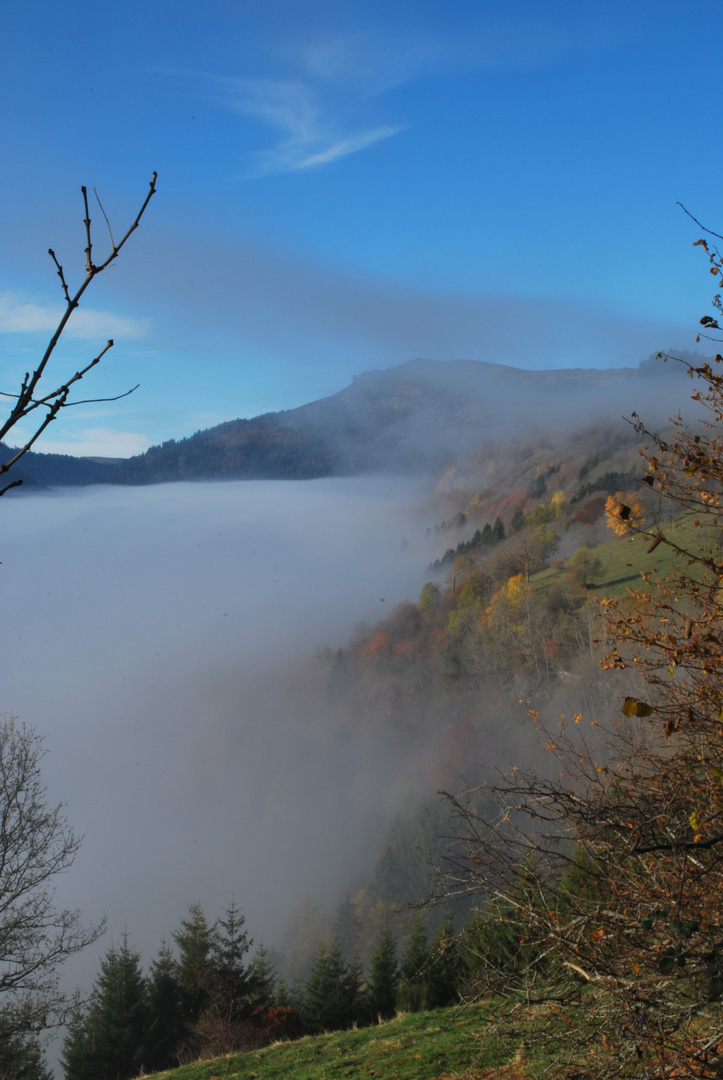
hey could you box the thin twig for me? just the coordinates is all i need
[47,249,71,304]
[678,203,723,244]
[94,188,115,250]
[82,186,93,273]
[65,384,139,407]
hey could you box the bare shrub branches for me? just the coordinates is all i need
[0,173,157,495]
[0,718,104,1040]
[436,233,723,1077]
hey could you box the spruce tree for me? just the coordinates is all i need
[144,939,183,1072]
[246,944,277,1010]
[303,938,355,1034]
[62,932,148,1080]
[427,911,460,1008]
[367,927,399,1022]
[206,899,252,1051]
[171,902,215,1032]
[60,1003,93,1080]
[397,913,430,1012]
[343,953,366,1029]
[0,1030,52,1080]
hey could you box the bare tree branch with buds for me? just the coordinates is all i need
[0,173,157,496]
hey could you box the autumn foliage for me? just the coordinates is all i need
[604,489,647,535]
[439,233,723,1078]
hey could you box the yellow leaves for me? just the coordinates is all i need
[621,697,654,718]
[550,489,567,517]
[506,573,529,604]
[605,491,647,535]
[689,810,702,832]
[602,649,627,671]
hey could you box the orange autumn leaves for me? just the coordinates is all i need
[604,490,647,535]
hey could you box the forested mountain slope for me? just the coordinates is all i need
[2,354,695,487]
[106,355,692,482]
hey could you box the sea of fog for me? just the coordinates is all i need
[1,477,440,1000]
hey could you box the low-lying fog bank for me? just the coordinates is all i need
[2,477,440,987]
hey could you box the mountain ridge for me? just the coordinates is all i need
[1,354,695,488]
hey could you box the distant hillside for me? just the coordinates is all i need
[106,355,693,485]
[3,353,696,488]
[0,444,119,491]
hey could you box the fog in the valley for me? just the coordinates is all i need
[2,478,451,985]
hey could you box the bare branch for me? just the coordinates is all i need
[64,383,140,407]
[678,202,723,244]
[47,249,71,305]
[94,187,115,250]
[0,174,156,489]
[81,186,93,274]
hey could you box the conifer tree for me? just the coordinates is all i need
[427,911,460,1008]
[367,927,399,1021]
[61,932,148,1080]
[199,899,253,1054]
[144,939,183,1073]
[60,1004,93,1080]
[274,972,305,1015]
[397,913,429,1012]
[344,952,366,1028]
[172,902,215,1033]
[246,945,277,1010]
[0,1030,52,1080]
[302,938,356,1034]
[211,900,251,1015]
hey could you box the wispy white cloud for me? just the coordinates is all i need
[295,16,615,92]
[298,31,443,94]
[200,11,609,178]
[0,293,151,340]
[206,74,403,176]
[295,125,402,169]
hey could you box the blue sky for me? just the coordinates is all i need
[0,0,719,456]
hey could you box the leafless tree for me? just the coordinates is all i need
[0,178,156,1060]
[0,172,157,495]
[0,718,104,1042]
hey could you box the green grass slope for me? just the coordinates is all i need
[532,514,707,603]
[139,1004,545,1080]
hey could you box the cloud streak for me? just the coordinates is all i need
[151,228,690,377]
[193,9,626,178]
[0,293,151,341]
[295,125,402,169]
[209,74,402,175]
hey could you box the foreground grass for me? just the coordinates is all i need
[141,1004,542,1080]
